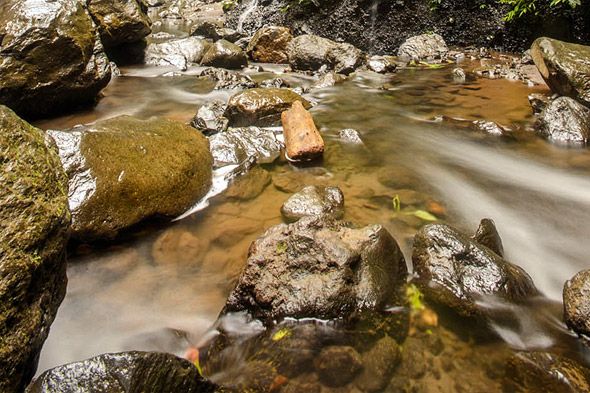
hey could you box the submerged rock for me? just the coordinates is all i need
[223,215,408,324]
[27,351,218,393]
[339,128,363,144]
[563,269,590,339]
[209,126,283,167]
[354,336,401,392]
[287,34,364,75]
[191,100,229,135]
[0,0,111,118]
[537,96,590,146]
[247,26,293,64]
[145,37,211,70]
[398,33,448,62]
[311,72,347,89]
[198,68,257,90]
[282,101,324,161]
[201,39,248,69]
[412,222,538,317]
[225,88,310,126]
[87,0,151,49]
[0,106,70,393]
[314,346,363,387]
[281,185,344,222]
[531,37,590,107]
[48,116,212,240]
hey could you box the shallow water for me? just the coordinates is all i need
[35,61,590,384]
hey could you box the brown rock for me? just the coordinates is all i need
[281,101,324,161]
[247,26,293,63]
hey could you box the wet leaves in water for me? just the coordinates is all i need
[406,284,425,312]
[392,194,401,212]
[271,328,292,341]
[410,210,438,221]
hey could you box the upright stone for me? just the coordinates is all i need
[281,101,324,161]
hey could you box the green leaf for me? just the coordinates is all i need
[406,284,425,312]
[411,210,438,221]
[392,194,401,213]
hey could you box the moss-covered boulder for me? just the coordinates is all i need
[0,106,70,393]
[0,0,111,118]
[531,37,590,107]
[48,116,213,240]
[87,0,151,49]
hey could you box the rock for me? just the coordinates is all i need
[191,100,229,135]
[472,218,504,257]
[87,0,151,49]
[0,106,70,393]
[191,20,241,42]
[367,55,398,73]
[472,120,507,136]
[225,88,310,127]
[452,67,466,82]
[48,116,212,240]
[145,37,211,70]
[223,215,408,324]
[287,34,364,75]
[247,26,293,63]
[354,336,401,392]
[531,37,590,107]
[412,222,538,317]
[198,68,257,90]
[528,93,551,114]
[152,227,206,265]
[200,39,248,69]
[209,126,283,167]
[280,185,344,222]
[0,0,111,118]
[339,128,363,144]
[398,33,448,61]
[503,352,590,393]
[259,78,291,88]
[315,346,363,387]
[537,96,590,146]
[27,351,218,393]
[311,72,347,89]
[563,269,590,338]
[282,101,324,161]
[225,166,271,200]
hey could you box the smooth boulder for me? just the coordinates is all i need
[87,0,151,49]
[225,88,310,126]
[397,33,448,61]
[0,0,111,118]
[48,116,212,240]
[531,37,590,107]
[223,215,408,324]
[287,34,364,75]
[536,96,590,146]
[412,220,538,317]
[0,106,70,393]
[200,40,248,69]
[27,351,218,393]
[145,37,211,70]
[281,186,344,222]
[563,269,590,338]
[247,26,293,63]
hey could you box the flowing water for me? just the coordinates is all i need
[34,60,590,388]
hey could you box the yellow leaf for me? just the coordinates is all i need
[271,328,291,341]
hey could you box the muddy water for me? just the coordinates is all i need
[35,63,590,381]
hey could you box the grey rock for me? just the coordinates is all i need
[537,96,590,146]
[287,34,364,75]
[339,128,363,144]
[198,68,257,90]
[398,33,448,61]
[367,55,398,73]
[191,100,229,135]
[281,185,345,222]
[201,39,248,69]
[209,126,283,167]
[145,37,211,70]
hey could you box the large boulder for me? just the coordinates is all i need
[27,351,218,392]
[563,269,590,339]
[247,26,293,63]
[531,37,590,107]
[209,126,283,167]
[397,33,448,61]
[536,96,590,146]
[225,88,310,126]
[412,220,538,317]
[223,215,408,324]
[0,106,70,392]
[86,0,152,49]
[287,34,364,75]
[145,37,211,70]
[48,116,212,240]
[200,39,248,69]
[0,0,111,118]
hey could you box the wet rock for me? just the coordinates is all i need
[536,96,590,146]
[503,352,590,393]
[528,93,551,114]
[412,222,538,317]
[209,359,277,392]
[287,34,364,75]
[247,26,293,63]
[225,166,272,200]
[152,227,206,266]
[200,39,248,69]
[452,67,467,82]
[315,346,363,387]
[398,33,448,62]
[563,269,590,338]
[0,0,111,118]
[281,185,344,222]
[87,0,151,49]
[191,100,229,135]
[209,126,283,167]
[531,37,590,107]
[472,120,507,136]
[339,128,363,144]
[354,336,401,392]
[472,218,505,257]
[282,101,324,161]
[0,106,70,393]
[27,351,218,393]
[48,116,212,240]
[145,37,211,70]
[259,78,291,88]
[191,20,241,42]
[198,68,257,90]
[225,88,310,127]
[367,55,398,73]
[223,215,408,324]
[311,72,347,89]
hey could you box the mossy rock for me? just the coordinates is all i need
[87,0,152,49]
[0,105,70,393]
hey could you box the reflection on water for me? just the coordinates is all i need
[36,63,590,377]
